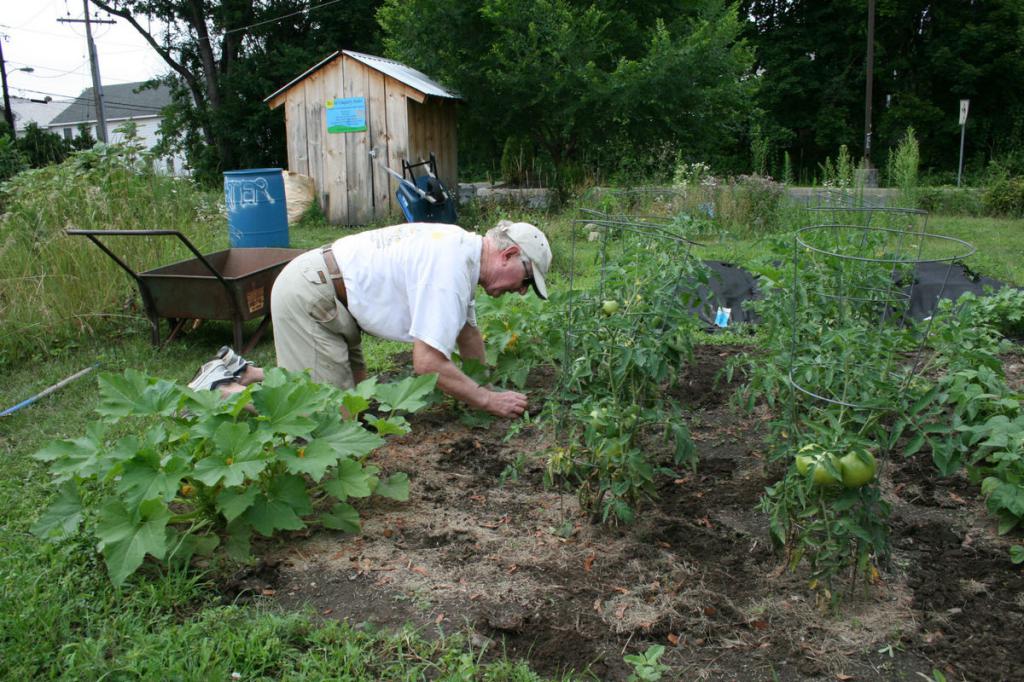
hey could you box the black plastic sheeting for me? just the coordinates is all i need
[685,261,763,329]
[899,261,1013,321]
[682,260,1019,332]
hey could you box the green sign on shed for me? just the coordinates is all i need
[265,51,461,225]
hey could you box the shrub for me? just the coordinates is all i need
[0,134,28,185]
[14,122,69,167]
[916,186,985,216]
[983,176,1024,217]
[715,174,786,236]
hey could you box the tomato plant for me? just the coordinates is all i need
[548,213,704,522]
[737,225,1024,596]
[31,368,437,586]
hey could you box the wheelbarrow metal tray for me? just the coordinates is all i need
[142,247,303,321]
[66,228,305,350]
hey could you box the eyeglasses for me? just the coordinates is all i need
[519,256,535,292]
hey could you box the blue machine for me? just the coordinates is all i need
[383,153,458,224]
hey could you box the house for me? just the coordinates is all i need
[48,82,187,175]
[7,95,70,135]
[265,51,461,225]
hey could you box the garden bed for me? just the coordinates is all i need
[229,346,1024,681]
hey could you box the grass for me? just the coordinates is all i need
[0,199,565,678]
[0,335,570,678]
[4,160,1023,679]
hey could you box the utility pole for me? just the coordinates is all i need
[863,0,876,163]
[58,1,115,143]
[860,0,877,189]
[0,36,14,135]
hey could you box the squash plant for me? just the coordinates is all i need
[31,368,436,586]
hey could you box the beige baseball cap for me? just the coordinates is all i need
[501,221,552,299]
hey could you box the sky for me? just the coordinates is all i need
[2,0,168,103]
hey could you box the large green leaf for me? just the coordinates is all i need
[373,374,438,413]
[314,420,384,458]
[95,498,171,586]
[181,387,224,415]
[280,440,339,482]
[31,481,83,539]
[366,415,409,436]
[269,474,313,515]
[243,475,311,537]
[166,529,220,567]
[323,459,372,501]
[341,393,371,419]
[322,503,361,533]
[116,451,189,507]
[212,421,265,459]
[95,370,150,417]
[192,451,267,488]
[33,422,122,482]
[252,370,323,435]
[97,370,180,418]
[189,413,237,440]
[216,486,259,523]
[225,519,252,562]
[374,472,410,501]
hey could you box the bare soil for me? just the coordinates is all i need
[227,346,1024,681]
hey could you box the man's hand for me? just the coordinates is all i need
[413,339,529,419]
[484,388,528,418]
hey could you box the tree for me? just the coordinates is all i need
[15,123,68,167]
[379,0,756,179]
[740,0,1024,181]
[91,0,384,182]
[70,123,97,151]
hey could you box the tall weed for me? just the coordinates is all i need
[0,142,223,367]
[889,127,920,207]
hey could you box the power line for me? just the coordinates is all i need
[223,0,347,35]
[12,1,58,30]
[7,59,90,78]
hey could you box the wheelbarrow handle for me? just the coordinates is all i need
[377,161,438,204]
[65,228,230,289]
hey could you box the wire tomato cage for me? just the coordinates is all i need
[562,188,706,372]
[785,204,976,464]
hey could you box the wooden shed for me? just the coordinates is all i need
[265,51,461,225]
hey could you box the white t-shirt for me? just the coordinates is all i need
[332,223,481,358]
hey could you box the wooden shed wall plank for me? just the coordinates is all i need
[343,58,372,225]
[367,68,390,221]
[284,90,306,175]
[321,62,349,224]
[384,84,409,218]
[303,71,329,217]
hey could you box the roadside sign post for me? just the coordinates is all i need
[957,99,969,187]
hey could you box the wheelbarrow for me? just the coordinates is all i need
[67,229,305,353]
[376,152,458,224]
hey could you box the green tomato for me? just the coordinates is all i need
[601,300,620,315]
[794,444,840,486]
[839,450,877,488]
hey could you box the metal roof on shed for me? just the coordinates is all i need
[264,50,460,104]
[343,51,459,99]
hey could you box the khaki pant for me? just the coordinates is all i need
[271,248,364,389]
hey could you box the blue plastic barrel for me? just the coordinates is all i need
[224,168,289,248]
